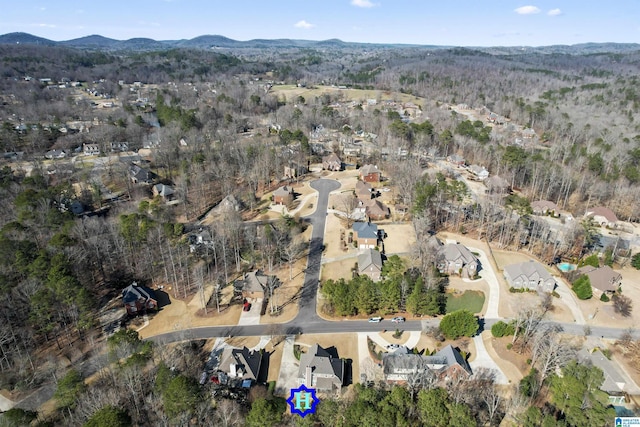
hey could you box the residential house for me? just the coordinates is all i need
[383,345,472,384]
[273,186,294,205]
[152,183,175,200]
[522,128,536,139]
[359,164,382,183]
[122,282,158,315]
[437,243,479,278]
[578,348,626,405]
[45,149,66,159]
[284,162,307,179]
[485,175,510,194]
[503,260,556,292]
[355,180,375,202]
[358,249,383,282]
[83,143,100,156]
[531,200,559,216]
[364,199,390,221]
[468,164,489,180]
[234,270,280,300]
[188,228,214,252]
[342,143,362,157]
[130,164,157,184]
[322,153,342,171]
[215,194,242,213]
[575,265,622,297]
[584,207,618,228]
[218,346,263,384]
[110,142,129,152]
[447,154,465,167]
[352,222,379,249]
[298,344,344,392]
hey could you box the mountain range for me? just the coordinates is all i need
[1,32,639,55]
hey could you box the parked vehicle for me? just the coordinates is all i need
[391,316,405,323]
[368,316,383,323]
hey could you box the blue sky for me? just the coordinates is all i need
[2,1,639,47]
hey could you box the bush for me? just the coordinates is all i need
[600,293,610,302]
[572,275,593,300]
[579,254,600,268]
[439,309,479,340]
[632,253,640,270]
[491,320,515,337]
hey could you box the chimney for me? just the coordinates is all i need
[305,366,313,386]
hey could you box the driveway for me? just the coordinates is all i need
[238,298,262,326]
[468,246,501,319]
[275,336,300,394]
[553,277,586,324]
[470,333,508,384]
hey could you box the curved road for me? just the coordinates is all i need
[149,177,640,347]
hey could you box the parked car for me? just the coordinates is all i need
[391,316,405,323]
[368,316,383,323]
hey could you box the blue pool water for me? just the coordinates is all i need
[557,262,576,272]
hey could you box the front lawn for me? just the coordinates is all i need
[446,290,485,314]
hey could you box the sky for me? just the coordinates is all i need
[1,0,639,47]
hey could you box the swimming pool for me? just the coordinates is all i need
[557,262,576,272]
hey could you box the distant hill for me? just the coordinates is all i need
[1,32,639,55]
[0,32,56,46]
[60,34,119,49]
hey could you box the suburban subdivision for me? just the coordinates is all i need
[2,26,640,427]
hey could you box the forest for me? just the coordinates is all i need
[1,39,640,425]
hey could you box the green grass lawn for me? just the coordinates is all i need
[446,290,485,314]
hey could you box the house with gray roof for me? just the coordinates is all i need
[577,348,626,405]
[122,282,157,315]
[358,249,383,282]
[152,183,175,200]
[352,222,379,249]
[218,346,263,383]
[504,260,556,292]
[383,345,471,385]
[575,265,621,297]
[234,270,280,300]
[468,164,489,180]
[437,243,479,278]
[298,344,344,392]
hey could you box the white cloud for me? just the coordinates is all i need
[547,8,562,16]
[294,20,315,29]
[37,23,57,28]
[514,5,541,15]
[351,0,377,8]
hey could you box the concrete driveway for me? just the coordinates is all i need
[238,298,263,325]
[470,333,508,384]
[275,336,300,395]
[468,246,501,319]
[553,277,586,324]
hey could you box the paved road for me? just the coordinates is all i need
[296,179,340,325]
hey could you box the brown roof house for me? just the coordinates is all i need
[234,270,280,300]
[584,207,618,228]
[364,199,390,221]
[437,243,479,279]
[322,153,342,171]
[359,164,382,183]
[298,344,344,393]
[273,185,294,205]
[352,222,379,249]
[575,265,622,297]
[383,345,471,385]
[218,346,263,384]
[531,200,559,216]
[358,249,383,282]
[122,282,158,315]
[447,154,465,167]
[484,175,510,194]
[355,180,374,201]
[504,260,556,292]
